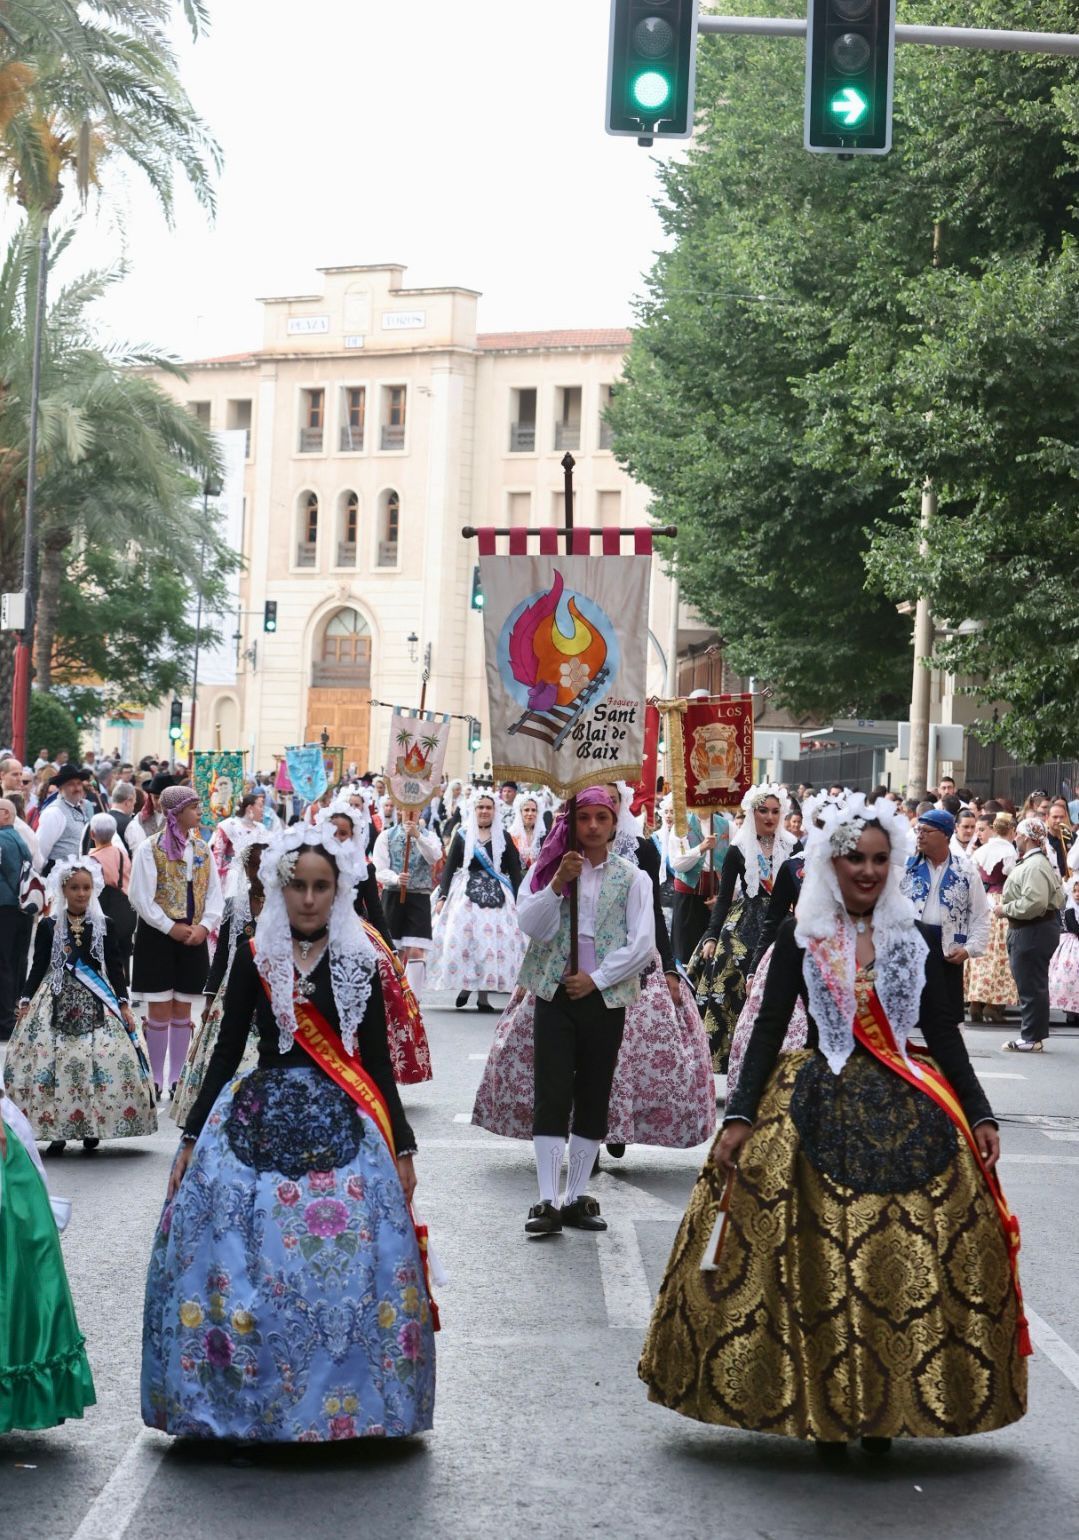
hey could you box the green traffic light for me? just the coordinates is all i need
[631,70,672,111]
[829,86,869,127]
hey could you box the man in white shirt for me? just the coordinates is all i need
[36,765,92,871]
[902,808,990,1027]
[515,786,654,1237]
[373,807,443,999]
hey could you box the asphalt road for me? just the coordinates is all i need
[3,1000,1079,1540]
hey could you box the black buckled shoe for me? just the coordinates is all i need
[525,1200,563,1237]
[82,1138,100,1152]
[860,1436,892,1457]
[605,1142,626,1159]
[44,1139,67,1157]
[560,1195,607,1231]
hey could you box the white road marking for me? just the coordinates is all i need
[597,1218,655,1329]
[977,1072,1026,1080]
[468,1053,489,1061]
[453,1113,474,1124]
[1040,1131,1079,1142]
[1027,1307,1079,1392]
[1000,1154,1079,1165]
[69,1429,165,1540]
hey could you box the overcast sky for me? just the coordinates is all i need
[22,1,687,362]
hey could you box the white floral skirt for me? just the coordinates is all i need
[1049,931,1079,1013]
[427,874,525,995]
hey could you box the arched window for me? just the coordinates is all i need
[377,489,399,568]
[337,491,359,567]
[296,491,318,567]
[313,607,372,687]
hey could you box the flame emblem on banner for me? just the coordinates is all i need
[507,570,609,712]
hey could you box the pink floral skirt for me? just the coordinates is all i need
[471,960,716,1148]
[1049,931,1079,1013]
[725,942,809,1099]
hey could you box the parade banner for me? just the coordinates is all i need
[630,701,661,822]
[285,743,328,804]
[273,756,293,794]
[385,709,451,812]
[661,695,754,835]
[477,528,652,799]
[193,751,245,830]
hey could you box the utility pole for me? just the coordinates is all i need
[906,219,943,801]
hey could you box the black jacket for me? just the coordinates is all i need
[437,831,522,900]
[24,915,128,1005]
[748,854,805,974]
[634,837,676,976]
[725,916,995,1131]
[184,939,414,1151]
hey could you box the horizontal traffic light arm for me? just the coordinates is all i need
[696,14,1079,55]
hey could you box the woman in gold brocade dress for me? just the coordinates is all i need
[640,794,1029,1457]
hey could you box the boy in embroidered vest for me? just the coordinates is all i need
[129,785,224,1100]
[516,786,655,1236]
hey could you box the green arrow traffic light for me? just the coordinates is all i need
[829,85,868,126]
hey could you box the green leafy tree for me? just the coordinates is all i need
[609,1,1079,749]
[27,686,82,764]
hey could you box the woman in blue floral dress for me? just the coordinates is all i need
[141,824,436,1442]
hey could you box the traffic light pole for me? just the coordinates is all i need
[698,15,1079,57]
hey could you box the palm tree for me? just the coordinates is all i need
[419,731,442,765]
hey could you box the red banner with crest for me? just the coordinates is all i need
[662,695,754,836]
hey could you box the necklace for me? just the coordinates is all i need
[68,913,86,942]
[846,909,872,935]
[290,923,328,961]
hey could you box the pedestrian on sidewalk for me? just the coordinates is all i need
[513,786,655,1236]
[142,824,436,1442]
[1001,816,1065,1053]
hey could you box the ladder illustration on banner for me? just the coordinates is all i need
[507,665,611,751]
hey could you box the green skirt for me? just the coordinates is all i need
[0,1123,96,1433]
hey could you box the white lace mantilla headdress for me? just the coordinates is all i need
[47,857,108,991]
[610,781,643,862]
[461,790,506,873]
[317,793,371,880]
[508,792,544,867]
[732,782,794,898]
[794,791,926,1075]
[255,825,377,1056]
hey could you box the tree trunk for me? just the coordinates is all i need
[34,530,71,692]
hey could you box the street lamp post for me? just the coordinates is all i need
[187,472,224,762]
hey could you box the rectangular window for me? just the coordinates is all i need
[380,386,406,451]
[340,387,366,452]
[554,386,582,452]
[226,398,252,458]
[509,388,537,453]
[599,384,615,451]
[298,389,324,453]
[598,491,622,528]
[345,501,358,543]
[507,491,531,526]
[188,401,211,427]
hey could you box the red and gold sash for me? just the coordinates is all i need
[854,987,1031,1358]
[254,949,440,1330]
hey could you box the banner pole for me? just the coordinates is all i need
[399,648,432,908]
[561,452,580,973]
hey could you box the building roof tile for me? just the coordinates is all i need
[476,328,632,352]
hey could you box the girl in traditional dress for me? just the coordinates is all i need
[693,783,795,1070]
[0,1097,96,1432]
[1048,872,1079,1019]
[967,813,1020,1023]
[508,793,545,873]
[142,824,436,1442]
[473,784,715,1157]
[6,859,156,1154]
[429,792,523,1011]
[170,836,268,1126]
[641,793,1028,1453]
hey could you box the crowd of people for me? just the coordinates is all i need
[1,745,1058,1457]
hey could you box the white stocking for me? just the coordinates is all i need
[405,959,426,998]
[563,1136,601,1206]
[532,1136,565,1205]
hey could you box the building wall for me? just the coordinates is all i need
[130,265,677,779]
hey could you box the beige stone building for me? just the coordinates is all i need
[128,263,682,778]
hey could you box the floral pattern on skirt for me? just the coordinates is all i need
[965,904,1018,1008]
[471,960,716,1148]
[688,893,769,1072]
[142,1065,436,1442]
[4,974,157,1142]
[726,942,809,1098]
[428,872,524,995]
[1048,930,1079,1013]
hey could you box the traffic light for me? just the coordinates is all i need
[168,698,183,741]
[469,717,482,753]
[470,565,484,612]
[263,600,278,632]
[805,0,896,156]
[606,0,700,144]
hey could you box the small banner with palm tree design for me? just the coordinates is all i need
[386,710,451,812]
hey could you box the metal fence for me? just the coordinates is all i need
[779,746,880,791]
[964,740,1079,805]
